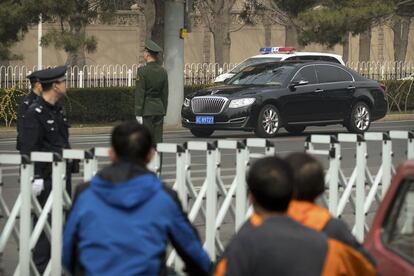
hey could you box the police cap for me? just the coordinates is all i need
[36,65,67,84]
[26,70,40,84]
[145,39,163,53]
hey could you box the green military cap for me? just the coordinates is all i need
[145,39,163,53]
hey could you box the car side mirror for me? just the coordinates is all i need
[289,80,309,91]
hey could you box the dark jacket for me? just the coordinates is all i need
[20,97,70,179]
[215,213,375,276]
[135,62,168,116]
[16,90,39,150]
[63,162,211,276]
[288,200,376,265]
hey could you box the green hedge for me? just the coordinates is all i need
[62,87,135,123]
[0,81,412,125]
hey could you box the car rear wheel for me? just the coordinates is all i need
[346,102,371,133]
[285,125,306,135]
[254,104,280,138]
[190,128,214,138]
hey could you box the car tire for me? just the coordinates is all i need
[190,128,214,138]
[346,102,371,133]
[285,125,306,135]
[254,104,280,138]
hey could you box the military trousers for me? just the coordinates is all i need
[143,115,164,144]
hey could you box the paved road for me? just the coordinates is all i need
[0,120,413,274]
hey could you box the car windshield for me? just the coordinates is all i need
[227,63,297,86]
[230,57,282,73]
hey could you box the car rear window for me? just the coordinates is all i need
[382,177,414,264]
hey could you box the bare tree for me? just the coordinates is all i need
[194,0,239,66]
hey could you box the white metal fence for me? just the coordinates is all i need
[0,131,413,274]
[1,61,413,89]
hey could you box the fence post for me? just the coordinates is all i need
[176,145,187,210]
[328,137,340,216]
[205,143,217,260]
[19,155,33,276]
[51,153,66,276]
[78,70,83,88]
[235,141,247,231]
[408,131,414,159]
[127,69,133,87]
[382,133,392,196]
[355,135,367,242]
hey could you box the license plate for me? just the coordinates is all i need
[196,116,214,124]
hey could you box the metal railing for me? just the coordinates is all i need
[1,61,412,89]
[0,132,413,274]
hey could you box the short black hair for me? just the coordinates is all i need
[41,82,53,91]
[247,156,293,212]
[285,152,325,202]
[111,120,154,163]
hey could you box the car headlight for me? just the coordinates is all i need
[229,98,255,108]
[183,98,190,107]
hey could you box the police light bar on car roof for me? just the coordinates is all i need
[259,47,296,54]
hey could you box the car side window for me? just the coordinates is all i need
[292,66,317,84]
[382,177,414,264]
[315,65,353,83]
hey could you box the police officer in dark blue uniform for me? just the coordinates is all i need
[20,65,75,274]
[16,70,43,151]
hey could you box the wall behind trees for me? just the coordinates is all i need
[8,10,414,68]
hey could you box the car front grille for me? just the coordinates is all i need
[191,97,228,114]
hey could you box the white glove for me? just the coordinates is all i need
[32,178,44,196]
[136,116,143,124]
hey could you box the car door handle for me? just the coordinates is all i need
[347,86,356,90]
[314,89,324,93]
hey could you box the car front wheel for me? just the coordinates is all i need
[190,128,214,138]
[254,104,280,138]
[346,102,371,133]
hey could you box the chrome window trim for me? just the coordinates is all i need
[290,64,355,85]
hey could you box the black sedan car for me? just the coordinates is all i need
[181,61,387,138]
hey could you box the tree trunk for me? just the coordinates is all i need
[66,24,86,68]
[358,28,371,62]
[342,34,349,64]
[285,24,301,50]
[263,16,272,46]
[213,11,232,66]
[392,16,411,62]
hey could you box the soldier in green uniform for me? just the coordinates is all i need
[135,39,169,144]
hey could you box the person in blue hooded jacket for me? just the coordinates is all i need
[62,121,211,276]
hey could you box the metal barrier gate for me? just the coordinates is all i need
[0,133,412,274]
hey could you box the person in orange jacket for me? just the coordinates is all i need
[286,152,376,265]
[215,156,375,276]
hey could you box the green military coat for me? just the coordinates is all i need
[135,62,169,116]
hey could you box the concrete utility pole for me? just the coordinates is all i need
[164,0,185,126]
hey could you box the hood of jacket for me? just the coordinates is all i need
[90,162,161,209]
